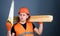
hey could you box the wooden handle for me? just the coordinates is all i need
[29,15,53,22]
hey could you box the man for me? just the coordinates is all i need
[7,7,43,36]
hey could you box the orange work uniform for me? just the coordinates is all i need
[12,22,34,36]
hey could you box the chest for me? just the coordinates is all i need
[14,23,33,35]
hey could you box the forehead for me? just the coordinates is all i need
[19,13,27,15]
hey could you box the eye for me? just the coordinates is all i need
[23,14,25,16]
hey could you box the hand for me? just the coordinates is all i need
[38,22,43,24]
[6,22,12,31]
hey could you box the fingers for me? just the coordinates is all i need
[38,22,43,24]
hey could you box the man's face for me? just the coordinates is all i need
[18,13,28,22]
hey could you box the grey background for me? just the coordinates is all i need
[0,0,60,36]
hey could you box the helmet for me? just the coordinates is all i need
[18,7,30,15]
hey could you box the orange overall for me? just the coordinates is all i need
[14,22,34,36]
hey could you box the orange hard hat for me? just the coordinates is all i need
[18,7,30,15]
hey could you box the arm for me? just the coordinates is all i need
[34,22,43,35]
[6,22,12,36]
[7,31,11,36]
[11,33,15,36]
[11,25,15,36]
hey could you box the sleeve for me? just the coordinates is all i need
[32,23,35,29]
[11,26,16,34]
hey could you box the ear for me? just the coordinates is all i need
[18,15,19,17]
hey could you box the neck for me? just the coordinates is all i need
[20,21,26,24]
